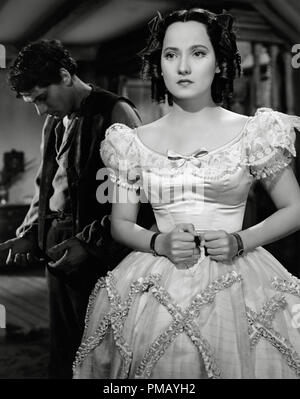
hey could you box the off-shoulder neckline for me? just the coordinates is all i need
[133,117,252,159]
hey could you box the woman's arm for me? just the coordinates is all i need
[111,186,200,264]
[204,166,300,261]
[239,166,300,250]
[111,187,154,252]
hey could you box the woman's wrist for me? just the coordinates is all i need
[151,233,165,256]
[231,232,244,256]
[150,232,162,256]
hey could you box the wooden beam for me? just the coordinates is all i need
[17,0,105,48]
[253,2,300,44]
[267,0,300,36]
[39,0,110,42]
[288,0,300,15]
[236,29,284,44]
[283,51,295,114]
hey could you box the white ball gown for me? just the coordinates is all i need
[73,108,300,379]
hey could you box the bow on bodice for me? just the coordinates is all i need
[167,149,208,168]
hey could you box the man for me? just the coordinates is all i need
[0,39,152,378]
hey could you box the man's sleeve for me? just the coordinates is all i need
[15,117,50,243]
[15,162,41,242]
[75,99,142,265]
[110,99,142,128]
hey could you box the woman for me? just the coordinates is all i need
[73,9,300,379]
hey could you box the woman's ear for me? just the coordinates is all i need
[215,65,221,74]
[59,68,72,86]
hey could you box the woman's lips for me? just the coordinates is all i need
[177,80,194,86]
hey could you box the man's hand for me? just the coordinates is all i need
[47,237,89,274]
[0,236,43,267]
[155,223,201,268]
[203,230,238,262]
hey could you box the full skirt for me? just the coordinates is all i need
[73,247,300,379]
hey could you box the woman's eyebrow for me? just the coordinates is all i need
[190,44,209,50]
[162,47,179,52]
[163,44,209,52]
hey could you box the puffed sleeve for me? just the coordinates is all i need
[100,123,142,191]
[244,108,300,179]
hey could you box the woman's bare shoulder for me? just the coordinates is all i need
[219,108,249,123]
[136,115,169,142]
[217,109,249,136]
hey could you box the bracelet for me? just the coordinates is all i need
[150,233,160,256]
[231,232,244,256]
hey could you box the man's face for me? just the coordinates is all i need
[21,83,73,118]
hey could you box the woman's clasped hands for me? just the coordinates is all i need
[154,223,201,269]
[154,224,239,268]
[203,230,239,262]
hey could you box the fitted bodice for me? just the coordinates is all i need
[140,154,252,234]
[100,108,299,234]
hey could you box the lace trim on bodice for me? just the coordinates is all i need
[100,109,299,190]
[137,136,248,181]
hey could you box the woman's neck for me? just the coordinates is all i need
[168,98,221,125]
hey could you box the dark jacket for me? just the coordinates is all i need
[17,86,153,269]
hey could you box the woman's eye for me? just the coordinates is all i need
[193,51,206,58]
[165,52,176,60]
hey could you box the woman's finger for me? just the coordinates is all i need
[175,223,196,235]
[209,255,227,262]
[203,231,224,241]
[204,239,223,249]
[174,241,196,250]
[175,232,196,242]
[175,249,195,259]
[206,247,226,255]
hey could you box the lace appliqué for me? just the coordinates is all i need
[100,123,142,191]
[139,139,245,182]
[243,108,297,180]
[73,271,242,379]
[73,273,161,377]
[81,277,106,342]
[109,174,141,192]
[134,271,243,379]
[246,294,300,377]
[73,278,108,377]
[248,150,293,180]
[101,111,299,187]
[271,276,300,298]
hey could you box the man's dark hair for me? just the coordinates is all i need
[140,8,241,105]
[8,39,78,96]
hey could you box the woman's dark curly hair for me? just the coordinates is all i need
[140,8,241,105]
[8,39,77,97]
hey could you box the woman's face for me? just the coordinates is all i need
[161,20,218,103]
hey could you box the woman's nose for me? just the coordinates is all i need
[178,55,191,75]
